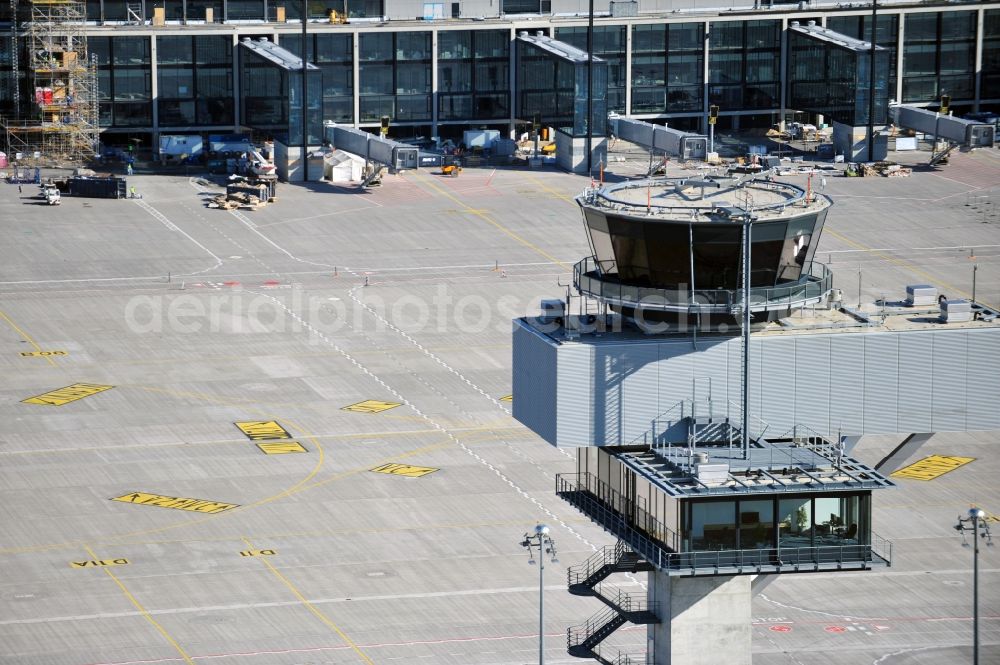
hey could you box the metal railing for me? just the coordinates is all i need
[567,540,636,589]
[574,256,832,314]
[557,472,681,553]
[556,472,892,575]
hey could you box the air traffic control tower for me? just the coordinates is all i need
[512,174,1000,664]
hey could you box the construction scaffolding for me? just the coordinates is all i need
[3,0,99,164]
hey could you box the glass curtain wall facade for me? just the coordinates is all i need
[826,14,898,101]
[986,10,1000,101]
[239,46,322,143]
[1,5,995,138]
[903,11,976,102]
[78,0,383,21]
[358,31,431,123]
[90,36,152,127]
[787,30,889,126]
[631,22,704,116]
[516,38,607,137]
[709,20,781,113]
[683,494,870,551]
[282,33,354,123]
[437,30,510,122]
[157,36,234,127]
[554,26,625,113]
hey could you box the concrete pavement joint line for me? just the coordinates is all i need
[348,284,512,418]
[254,290,600,552]
[759,593,887,623]
[192,206,280,278]
[341,284,564,482]
[825,227,999,310]
[411,172,570,269]
[82,544,196,665]
[76,630,593,665]
[0,261,572,286]
[872,644,950,665]
[0,307,57,366]
[241,536,375,665]
[134,199,223,276]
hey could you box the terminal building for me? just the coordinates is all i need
[0,0,998,155]
[512,174,1000,664]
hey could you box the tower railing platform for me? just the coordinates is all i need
[556,472,892,576]
[574,256,833,315]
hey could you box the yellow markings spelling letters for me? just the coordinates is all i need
[20,350,67,357]
[370,462,439,478]
[240,549,276,557]
[71,559,128,568]
[890,455,975,481]
[256,441,307,455]
[22,383,113,406]
[342,400,402,413]
[111,492,239,514]
[235,420,291,440]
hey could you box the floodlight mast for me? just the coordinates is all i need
[955,507,993,665]
[521,524,557,665]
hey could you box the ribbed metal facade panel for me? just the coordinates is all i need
[658,339,696,442]
[967,330,1000,430]
[931,330,968,431]
[863,334,900,434]
[512,321,557,445]
[793,335,832,433]
[828,334,866,435]
[622,343,661,444]
[558,344,595,446]
[897,331,934,432]
[511,324,1000,447]
[759,337,797,436]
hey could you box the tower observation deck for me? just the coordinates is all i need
[512,172,1000,665]
[576,174,832,322]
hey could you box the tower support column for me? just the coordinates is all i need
[649,573,752,665]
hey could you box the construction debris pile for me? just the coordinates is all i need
[206,175,277,210]
[846,161,913,177]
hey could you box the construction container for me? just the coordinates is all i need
[69,176,127,199]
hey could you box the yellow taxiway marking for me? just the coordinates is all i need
[83,544,195,665]
[20,350,67,357]
[412,172,569,269]
[257,441,307,455]
[342,399,402,414]
[499,394,513,402]
[0,307,58,366]
[370,462,439,478]
[235,420,292,440]
[111,491,239,514]
[70,558,128,568]
[240,548,276,556]
[242,538,375,665]
[22,383,113,406]
[890,455,975,481]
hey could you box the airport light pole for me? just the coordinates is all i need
[301,0,309,182]
[955,507,993,665]
[521,524,558,665]
[586,0,594,175]
[867,0,877,162]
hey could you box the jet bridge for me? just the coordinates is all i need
[323,122,419,171]
[609,115,708,161]
[889,103,995,149]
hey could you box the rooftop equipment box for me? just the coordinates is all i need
[906,284,938,306]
